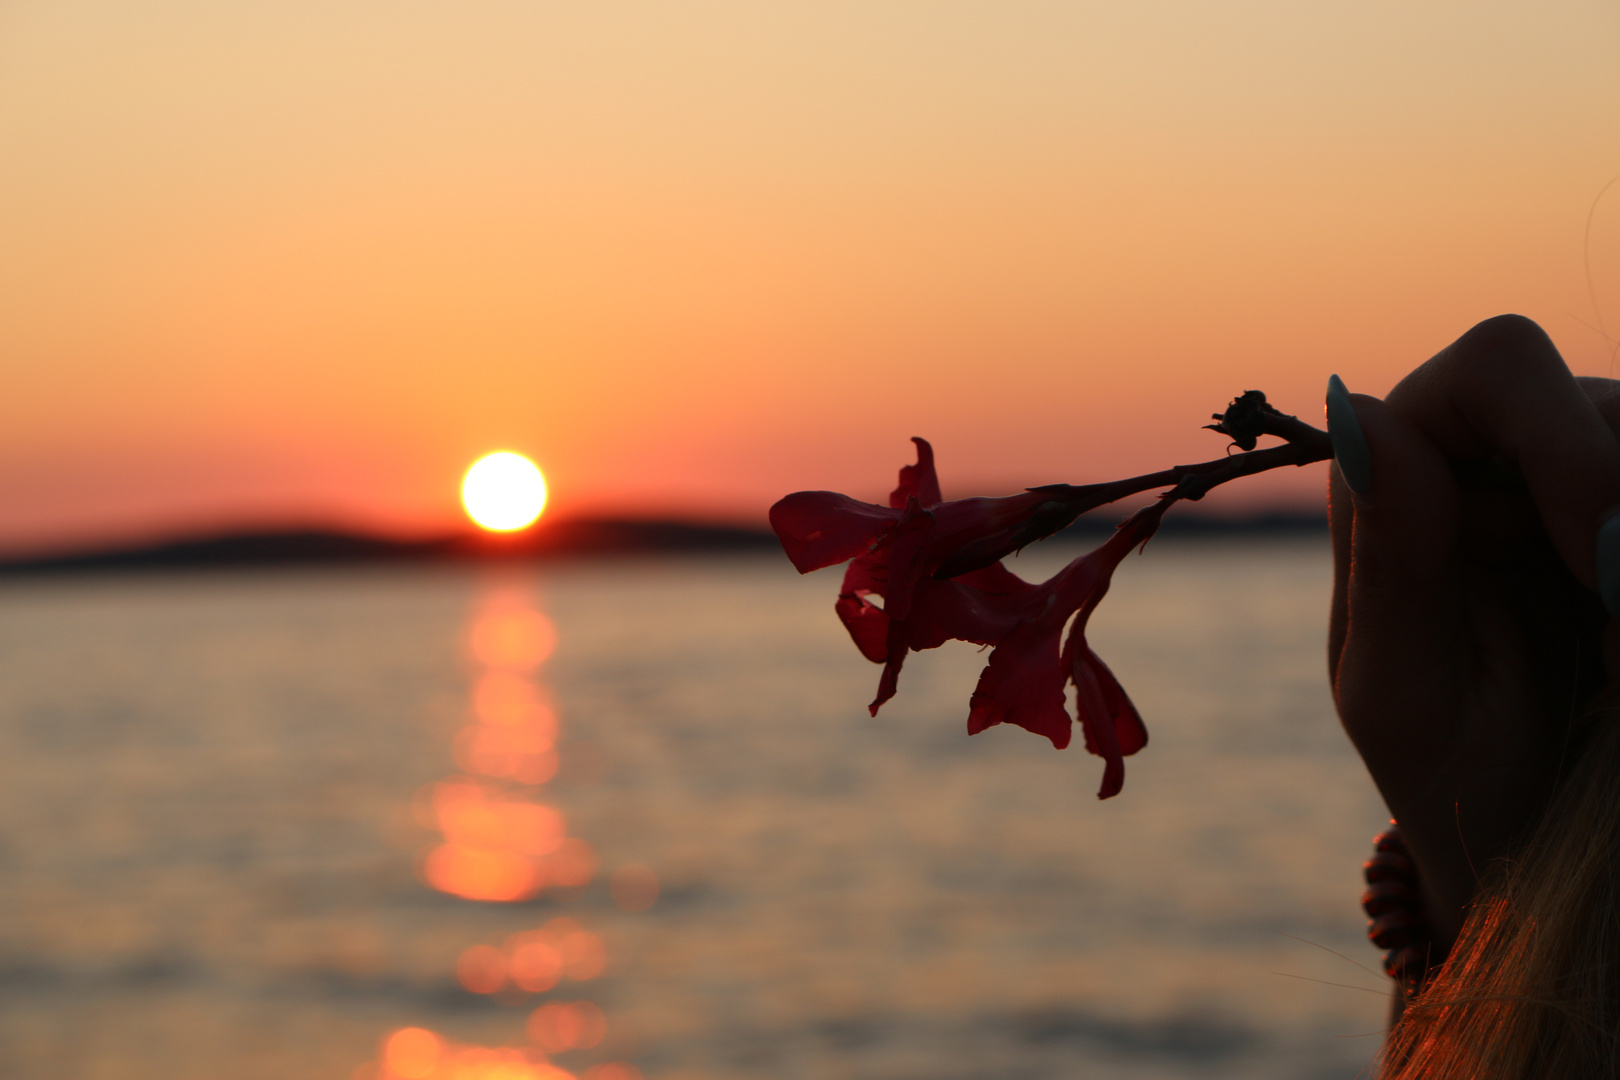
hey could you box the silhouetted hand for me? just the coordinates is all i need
[1328,314,1620,949]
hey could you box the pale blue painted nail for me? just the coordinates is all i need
[1597,512,1620,617]
[1326,374,1372,495]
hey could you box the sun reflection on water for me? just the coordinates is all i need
[357,583,650,1080]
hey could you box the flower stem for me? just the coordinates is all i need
[933,393,1332,580]
[1071,425,1332,508]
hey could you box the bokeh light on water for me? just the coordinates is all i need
[360,585,641,1080]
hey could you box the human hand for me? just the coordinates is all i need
[1328,314,1620,950]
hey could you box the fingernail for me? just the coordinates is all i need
[1326,374,1373,495]
[1597,511,1620,617]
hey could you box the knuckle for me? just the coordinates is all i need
[1454,314,1560,378]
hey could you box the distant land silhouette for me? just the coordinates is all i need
[0,511,1327,575]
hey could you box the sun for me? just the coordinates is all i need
[462,452,548,532]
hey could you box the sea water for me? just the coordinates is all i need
[0,537,1390,1080]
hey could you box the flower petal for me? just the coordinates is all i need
[1071,647,1146,800]
[902,570,1033,651]
[769,491,899,574]
[953,560,1039,597]
[965,618,1073,748]
[1057,502,1167,797]
[865,500,935,714]
[892,437,943,509]
[874,499,934,622]
[835,590,890,663]
[928,489,1089,579]
[869,626,908,716]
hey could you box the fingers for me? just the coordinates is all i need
[1386,315,1620,593]
[1328,394,1460,716]
[1329,394,1512,947]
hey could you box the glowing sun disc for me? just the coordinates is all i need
[462,452,547,532]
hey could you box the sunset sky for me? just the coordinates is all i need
[2,1,1619,554]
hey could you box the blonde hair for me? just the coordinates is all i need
[1382,700,1620,1078]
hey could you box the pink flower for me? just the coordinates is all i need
[769,439,1164,799]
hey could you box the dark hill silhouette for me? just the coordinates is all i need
[0,511,1325,576]
[0,517,777,575]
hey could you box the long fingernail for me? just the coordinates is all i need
[1597,511,1620,616]
[1326,374,1373,495]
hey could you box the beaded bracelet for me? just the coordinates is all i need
[1362,825,1438,997]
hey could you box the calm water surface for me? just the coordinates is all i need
[0,538,1390,1079]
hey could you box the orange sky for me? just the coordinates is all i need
[2,1,1619,554]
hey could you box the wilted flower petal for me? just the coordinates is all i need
[1070,648,1147,800]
